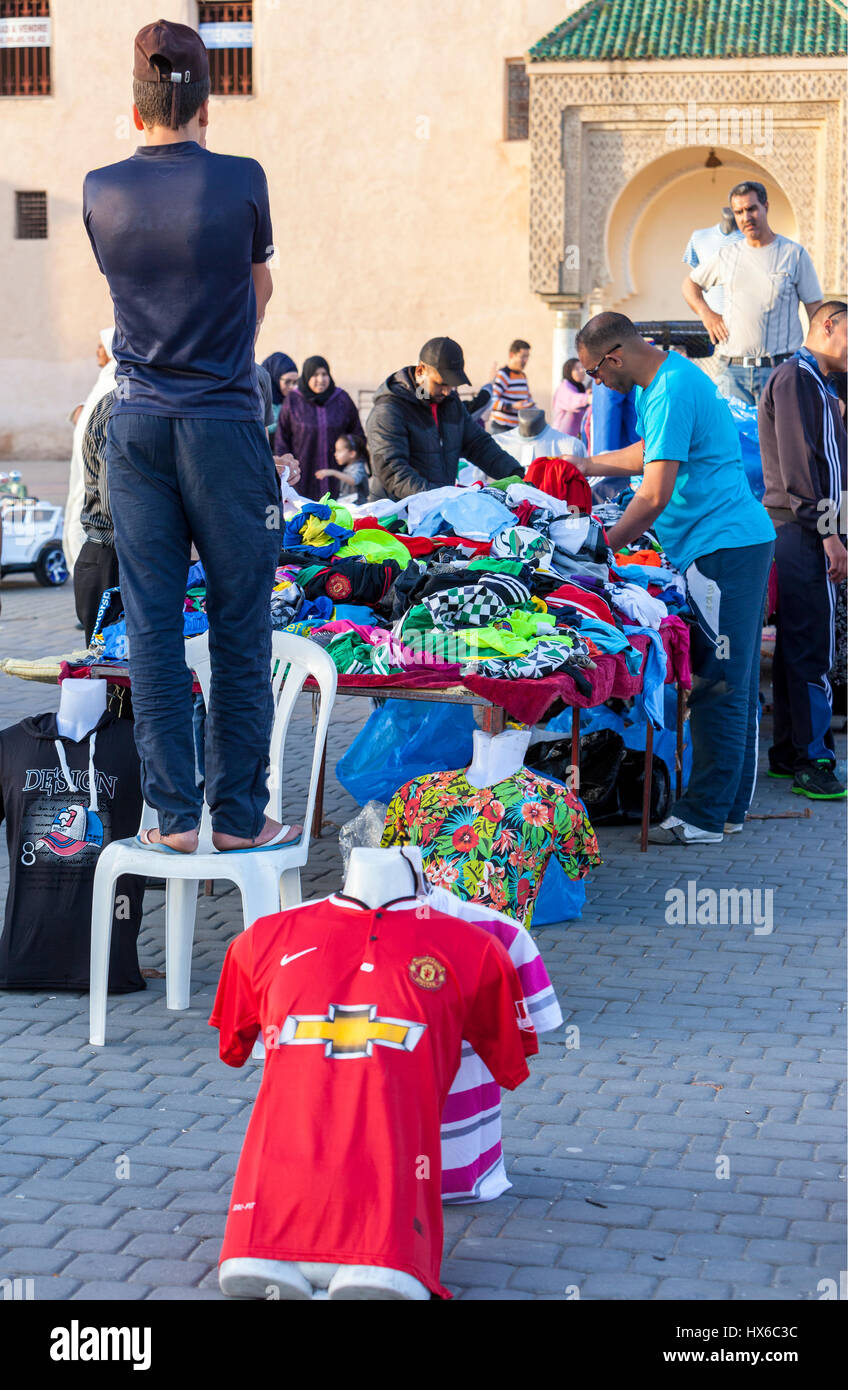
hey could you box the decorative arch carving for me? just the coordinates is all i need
[529,67,845,302]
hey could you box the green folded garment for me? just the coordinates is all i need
[467,556,527,577]
[484,474,524,492]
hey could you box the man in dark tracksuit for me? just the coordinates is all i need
[367,336,516,500]
[758,301,848,799]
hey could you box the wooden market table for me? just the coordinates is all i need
[85,663,687,854]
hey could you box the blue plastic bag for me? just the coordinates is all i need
[528,768,591,926]
[337,699,476,806]
[726,397,764,499]
[545,687,692,800]
[532,856,587,926]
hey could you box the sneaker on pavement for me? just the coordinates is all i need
[766,765,794,780]
[723,821,744,834]
[791,760,847,800]
[648,815,724,845]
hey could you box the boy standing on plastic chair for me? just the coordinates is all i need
[83,20,298,856]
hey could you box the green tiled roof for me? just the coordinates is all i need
[529,0,848,61]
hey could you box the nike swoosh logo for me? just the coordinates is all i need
[279,947,317,969]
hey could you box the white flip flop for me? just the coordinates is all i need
[213,824,302,854]
[135,828,195,855]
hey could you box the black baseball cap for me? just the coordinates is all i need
[419,336,470,388]
[134,20,209,129]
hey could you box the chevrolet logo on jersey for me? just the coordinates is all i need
[279,1004,426,1060]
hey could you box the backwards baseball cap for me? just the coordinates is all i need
[133,19,209,130]
[418,336,470,388]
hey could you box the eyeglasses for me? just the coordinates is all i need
[585,344,621,380]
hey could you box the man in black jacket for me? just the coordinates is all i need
[366,337,516,499]
[759,300,847,800]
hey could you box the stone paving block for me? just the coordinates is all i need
[449,1236,560,1267]
[0,1246,75,1275]
[717,1214,790,1238]
[70,1282,150,1300]
[54,1229,133,1254]
[438,1258,512,1289]
[507,1266,582,1294]
[744,1239,815,1264]
[145,1286,227,1300]
[631,1254,702,1278]
[61,1252,145,1281]
[122,1233,201,1260]
[102,1189,174,1211]
[607,1185,695,1211]
[655,1277,733,1299]
[649,1209,720,1233]
[691,1191,764,1215]
[0,1222,59,1248]
[727,1284,797,1301]
[676,1232,747,1258]
[812,1244,848,1270]
[772,1265,836,1294]
[0,1154,43,1179]
[551,1247,627,1278]
[605,1228,676,1254]
[787,1219,844,1242]
[456,1287,534,1300]
[548,1200,651,1228]
[159,1191,229,1214]
[112,1210,190,1236]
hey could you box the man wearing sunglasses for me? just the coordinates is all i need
[575,311,775,845]
[758,302,848,800]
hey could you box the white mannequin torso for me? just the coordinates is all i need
[56,678,106,742]
[341,846,423,908]
[465,729,531,789]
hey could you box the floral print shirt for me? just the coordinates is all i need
[382,768,601,927]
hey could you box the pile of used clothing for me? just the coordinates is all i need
[72,470,692,717]
[263,472,692,705]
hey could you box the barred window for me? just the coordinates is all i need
[505,59,529,141]
[15,190,47,238]
[0,0,51,97]
[198,1,253,95]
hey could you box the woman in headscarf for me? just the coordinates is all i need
[552,357,592,441]
[63,328,117,574]
[273,355,360,501]
[260,351,298,437]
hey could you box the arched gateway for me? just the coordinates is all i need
[526,0,847,384]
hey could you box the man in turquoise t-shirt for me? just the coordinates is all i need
[576,312,775,844]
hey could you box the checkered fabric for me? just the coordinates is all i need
[473,640,587,681]
[421,575,532,630]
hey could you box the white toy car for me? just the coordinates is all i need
[0,494,69,586]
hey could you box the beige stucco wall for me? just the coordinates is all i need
[0,0,581,460]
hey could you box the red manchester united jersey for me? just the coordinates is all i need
[209,894,537,1298]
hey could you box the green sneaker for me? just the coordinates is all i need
[791,760,847,800]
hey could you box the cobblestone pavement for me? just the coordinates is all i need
[0,565,844,1302]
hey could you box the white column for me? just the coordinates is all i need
[550,304,583,398]
[551,309,568,399]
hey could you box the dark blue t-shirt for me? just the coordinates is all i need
[83,142,273,420]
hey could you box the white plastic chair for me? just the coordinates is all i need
[89,630,337,1046]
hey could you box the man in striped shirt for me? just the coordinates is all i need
[488,339,535,433]
[759,301,848,800]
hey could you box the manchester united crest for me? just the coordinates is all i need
[409,955,446,991]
